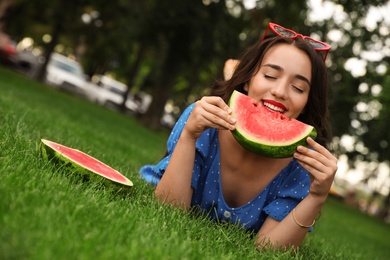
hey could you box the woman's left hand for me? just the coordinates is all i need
[293,137,338,201]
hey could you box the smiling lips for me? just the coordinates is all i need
[262,100,287,113]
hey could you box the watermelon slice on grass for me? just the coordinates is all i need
[41,139,133,191]
[228,90,317,158]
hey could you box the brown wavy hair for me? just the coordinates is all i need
[211,36,332,147]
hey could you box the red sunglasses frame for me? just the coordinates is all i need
[261,22,331,62]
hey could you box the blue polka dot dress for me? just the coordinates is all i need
[139,104,312,234]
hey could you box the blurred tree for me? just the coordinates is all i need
[137,0,247,129]
[2,0,390,203]
[4,0,93,80]
[79,0,310,129]
[0,0,12,31]
[304,0,389,213]
[307,1,389,164]
[2,0,308,130]
[127,0,309,130]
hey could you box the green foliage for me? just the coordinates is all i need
[308,1,390,164]
[3,0,390,195]
[1,66,390,259]
[5,2,389,130]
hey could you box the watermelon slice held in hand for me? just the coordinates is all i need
[41,139,133,189]
[228,90,317,158]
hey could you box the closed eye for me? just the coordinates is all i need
[264,74,277,80]
[292,85,304,93]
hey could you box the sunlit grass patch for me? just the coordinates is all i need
[1,67,389,259]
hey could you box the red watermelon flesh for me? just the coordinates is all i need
[41,139,133,187]
[228,90,317,158]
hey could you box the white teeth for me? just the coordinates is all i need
[263,102,285,113]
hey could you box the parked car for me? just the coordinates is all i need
[85,75,128,109]
[14,50,42,77]
[125,91,152,115]
[125,92,177,128]
[0,32,18,66]
[45,53,87,97]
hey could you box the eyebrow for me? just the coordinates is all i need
[262,63,311,86]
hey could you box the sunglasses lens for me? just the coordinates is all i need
[305,38,326,49]
[274,26,295,37]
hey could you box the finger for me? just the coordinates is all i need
[305,137,337,162]
[296,156,335,192]
[201,96,232,114]
[200,97,236,125]
[294,153,325,174]
[202,110,236,130]
[296,139,337,167]
[191,100,235,131]
[294,147,338,177]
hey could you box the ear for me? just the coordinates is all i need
[243,83,249,92]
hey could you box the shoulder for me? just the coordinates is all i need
[168,103,195,136]
[181,103,195,118]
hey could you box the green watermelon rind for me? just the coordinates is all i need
[228,91,318,158]
[40,139,133,191]
[231,127,317,158]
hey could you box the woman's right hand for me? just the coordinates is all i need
[155,96,235,208]
[183,96,236,140]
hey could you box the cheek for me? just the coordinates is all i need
[245,76,266,93]
[297,96,309,113]
[290,93,309,114]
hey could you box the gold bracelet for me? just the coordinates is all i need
[292,208,315,228]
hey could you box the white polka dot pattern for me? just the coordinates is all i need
[139,104,311,233]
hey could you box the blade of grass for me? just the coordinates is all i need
[1,67,389,259]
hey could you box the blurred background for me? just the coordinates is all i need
[0,0,389,222]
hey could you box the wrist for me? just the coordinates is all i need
[307,193,327,206]
[180,128,199,143]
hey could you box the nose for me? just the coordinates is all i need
[270,80,288,100]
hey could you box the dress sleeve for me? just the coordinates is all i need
[263,160,311,225]
[138,103,217,188]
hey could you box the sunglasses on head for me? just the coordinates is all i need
[261,22,331,62]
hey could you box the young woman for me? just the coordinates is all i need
[139,23,338,249]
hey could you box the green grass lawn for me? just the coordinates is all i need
[1,66,389,259]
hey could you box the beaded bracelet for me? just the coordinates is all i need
[292,208,316,228]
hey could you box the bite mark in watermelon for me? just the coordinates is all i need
[41,139,133,188]
[228,90,317,158]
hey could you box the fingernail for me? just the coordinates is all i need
[230,117,236,123]
[229,125,236,130]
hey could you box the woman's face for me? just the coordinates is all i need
[244,43,312,119]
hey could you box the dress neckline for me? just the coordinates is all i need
[214,131,295,209]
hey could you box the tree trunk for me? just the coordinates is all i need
[34,3,65,82]
[139,58,179,130]
[139,36,180,130]
[34,31,59,82]
[119,42,147,112]
[0,0,12,32]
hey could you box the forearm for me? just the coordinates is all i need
[256,194,327,249]
[154,130,196,210]
[256,137,338,250]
